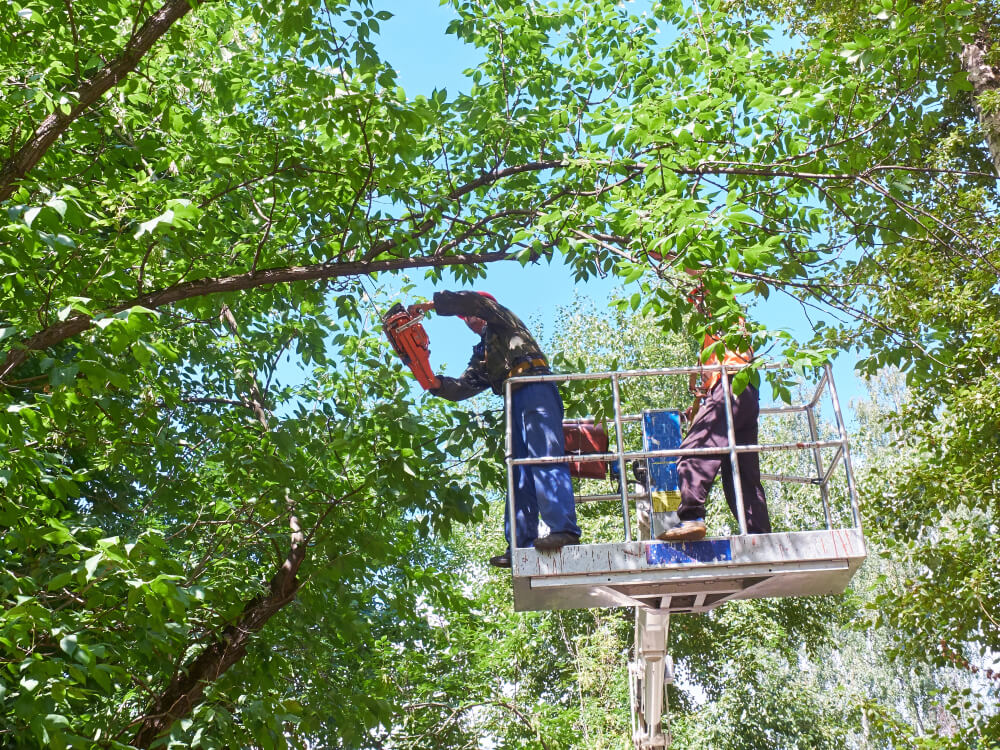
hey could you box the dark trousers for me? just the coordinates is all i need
[677,383,771,534]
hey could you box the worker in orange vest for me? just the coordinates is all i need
[659,280,771,541]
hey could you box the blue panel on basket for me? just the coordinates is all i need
[646,540,732,565]
[642,410,683,513]
[642,410,682,448]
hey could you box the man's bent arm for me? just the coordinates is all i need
[433,290,511,329]
[431,374,488,402]
[430,346,491,402]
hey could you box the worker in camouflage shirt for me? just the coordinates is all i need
[409,290,581,567]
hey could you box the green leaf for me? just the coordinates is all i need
[24,206,43,227]
[45,197,67,218]
[59,634,78,657]
[84,553,102,580]
[49,364,79,387]
[134,209,176,238]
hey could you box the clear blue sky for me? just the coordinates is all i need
[372,1,864,413]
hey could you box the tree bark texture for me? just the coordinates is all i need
[961,40,1000,177]
[0,0,207,203]
[131,516,305,747]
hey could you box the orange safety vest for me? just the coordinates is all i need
[699,328,752,392]
[687,283,753,391]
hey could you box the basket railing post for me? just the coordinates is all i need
[806,402,833,530]
[824,363,863,531]
[505,379,518,567]
[611,374,632,542]
[720,365,748,536]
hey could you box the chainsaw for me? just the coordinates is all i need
[382,303,437,390]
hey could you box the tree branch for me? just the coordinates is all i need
[219,304,270,429]
[0,247,516,382]
[130,507,305,747]
[446,159,566,200]
[0,0,211,202]
[0,154,582,381]
[671,163,996,181]
[131,312,306,747]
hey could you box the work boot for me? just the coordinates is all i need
[534,532,581,551]
[657,519,706,542]
[489,549,512,568]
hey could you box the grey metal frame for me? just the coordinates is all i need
[503,362,862,557]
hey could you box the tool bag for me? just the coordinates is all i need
[382,303,437,390]
[563,421,608,479]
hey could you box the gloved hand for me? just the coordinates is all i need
[407,302,434,317]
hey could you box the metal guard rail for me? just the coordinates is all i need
[503,362,861,548]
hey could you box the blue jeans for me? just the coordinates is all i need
[505,382,580,548]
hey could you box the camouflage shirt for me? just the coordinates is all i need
[430,291,550,401]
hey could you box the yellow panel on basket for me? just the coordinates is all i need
[652,490,681,513]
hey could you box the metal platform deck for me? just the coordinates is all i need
[512,528,865,613]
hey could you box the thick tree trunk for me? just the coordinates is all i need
[960,40,1000,177]
[131,515,305,747]
[0,0,208,203]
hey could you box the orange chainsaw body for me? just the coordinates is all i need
[383,304,437,390]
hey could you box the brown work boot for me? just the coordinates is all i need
[534,532,581,551]
[489,548,512,568]
[657,519,707,542]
